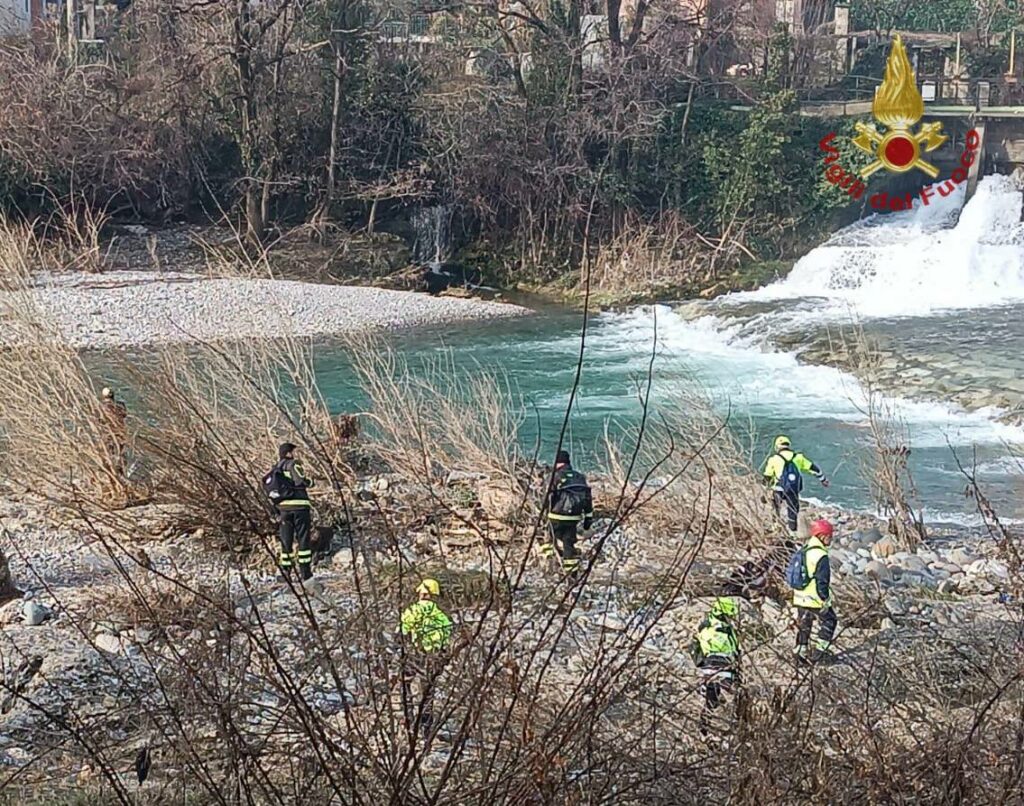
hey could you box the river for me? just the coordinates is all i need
[313,178,1024,528]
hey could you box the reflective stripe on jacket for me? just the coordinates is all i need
[278,459,314,508]
[400,600,453,653]
[793,536,830,609]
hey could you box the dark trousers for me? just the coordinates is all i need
[796,606,837,648]
[402,654,440,739]
[279,507,313,580]
[774,490,800,533]
[549,520,579,560]
[698,659,737,734]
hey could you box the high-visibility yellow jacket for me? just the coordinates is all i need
[400,600,453,653]
[793,536,831,610]
[763,449,822,490]
[697,616,740,661]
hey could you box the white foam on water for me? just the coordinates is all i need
[742,174,1024,318]
[590,305,1024,449]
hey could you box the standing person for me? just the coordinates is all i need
[790,519,838,664]
[273,443,316,580]
[99,387,128,478]
[400,578,453,740]
[763,435,830,534]
[541,450,593,573]
[692,597,742,735]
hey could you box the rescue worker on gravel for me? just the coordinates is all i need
[692,597,742,735]
[763,435,829,534]
[792,519,838,664]
[400,578,453,739]
[541,450,594,573]
[275,443,316,580]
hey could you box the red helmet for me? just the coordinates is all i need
[810,519,834,538]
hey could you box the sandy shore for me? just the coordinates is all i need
[7,271,528,349]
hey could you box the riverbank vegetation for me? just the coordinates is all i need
[0,0,899,302]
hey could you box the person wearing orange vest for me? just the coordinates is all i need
[793,519,838,664]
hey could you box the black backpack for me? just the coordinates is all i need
[551,470,593,517]
[261,461,298,506]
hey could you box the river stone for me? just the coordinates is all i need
[916,549,939,565]
[872,537,897,560]
[856,548,871,559]
[880,617,896,631]
[598,614,628,632]
[931,561,964,575]
[22,602,50,626]
[94,634,122,654]
[950,548,976,567]
[901,570,937,590]
[865,561,892,583]
[862,527,884,545]
[897,555,930,575]
[884,596,907,616]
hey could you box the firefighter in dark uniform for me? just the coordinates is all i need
[540,450,593,573]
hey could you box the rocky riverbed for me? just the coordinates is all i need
[2,270,528,349]
[0,465,1020,795]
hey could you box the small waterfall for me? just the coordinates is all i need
[751,174,1024,317]
[411,205,453,270]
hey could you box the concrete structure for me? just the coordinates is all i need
[0,0,43,35]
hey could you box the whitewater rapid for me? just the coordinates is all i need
[743,174,1024,318]
[581,175,1024,523]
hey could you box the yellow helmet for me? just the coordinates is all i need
[774,435,792,451]
[416,578,440,597]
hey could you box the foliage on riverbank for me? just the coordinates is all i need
[0,3,864,300]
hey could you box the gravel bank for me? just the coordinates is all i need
[9,271,528,349]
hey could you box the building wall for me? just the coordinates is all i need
[0,0,31,34]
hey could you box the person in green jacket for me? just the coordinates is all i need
[762,435,830,534]
[400,578,453,739]
[692,597,742,735]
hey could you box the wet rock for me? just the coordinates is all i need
[22,602,50,626]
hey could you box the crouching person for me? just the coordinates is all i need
[400,578,453,742]
[691,597,742,735]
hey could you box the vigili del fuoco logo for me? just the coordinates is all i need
[818,35,980,212]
